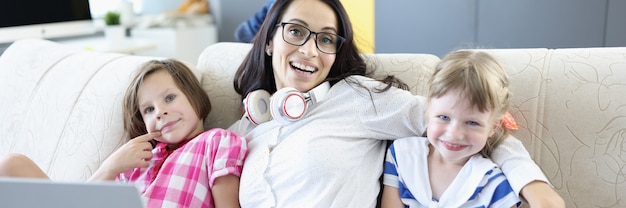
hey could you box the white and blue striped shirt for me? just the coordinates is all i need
[383,137,521,208]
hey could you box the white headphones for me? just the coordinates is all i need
[243,82,330,125]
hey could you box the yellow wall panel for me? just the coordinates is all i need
[341,0,374,54]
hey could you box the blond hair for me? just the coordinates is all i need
[427,50,510,157]
[122,59,211,139]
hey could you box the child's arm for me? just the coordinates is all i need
[88,132,160,181]
[212,174,241,208]
[381,185,405,208]
[204,128,247,207]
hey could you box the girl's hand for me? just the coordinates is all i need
[89,132,160,181]
[108,132,160,172]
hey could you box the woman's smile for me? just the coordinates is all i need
[291,61,317,74]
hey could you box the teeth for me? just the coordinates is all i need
[292,62,315,73]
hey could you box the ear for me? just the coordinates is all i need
[266,42,273,56]
[489,122,500,137]
[489,116,504,137]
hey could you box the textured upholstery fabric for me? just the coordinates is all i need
[1,39,625,207]
[485,47,626,208]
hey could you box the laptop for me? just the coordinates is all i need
[0,178,145,208]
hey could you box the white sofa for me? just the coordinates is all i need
[1,39,625,207]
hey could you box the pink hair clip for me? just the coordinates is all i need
[502,111,519,130]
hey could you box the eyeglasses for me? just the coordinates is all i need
[276,22,345,54]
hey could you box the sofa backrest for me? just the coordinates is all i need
[481,47,626,207]
[197,43,626,207]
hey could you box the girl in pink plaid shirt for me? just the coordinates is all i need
[0,59,247,208]
[114,59,247,207]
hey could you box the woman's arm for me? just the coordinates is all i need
[358,80,427,139]
[490,137,564,207]
[212,175,241,208]
[520,181,565,208]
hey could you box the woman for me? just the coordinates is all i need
[230,0,564,207]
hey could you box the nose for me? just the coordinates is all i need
[299,34,318,57]
[155,105,168,120]
[446,122,464,140]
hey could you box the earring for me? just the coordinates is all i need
[266,48,272,56]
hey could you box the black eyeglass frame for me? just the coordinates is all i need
[275,22,345,54]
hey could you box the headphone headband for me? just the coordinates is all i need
[307,81,330,104]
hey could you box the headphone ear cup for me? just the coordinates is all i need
[270,87,308,125]
[243,90,272,125]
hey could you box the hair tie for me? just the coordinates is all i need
[502,111,519,130]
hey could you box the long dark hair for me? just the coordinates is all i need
[233,0,406,98]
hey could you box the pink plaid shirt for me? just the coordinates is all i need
[117,128,247,208]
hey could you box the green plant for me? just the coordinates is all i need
[104,11,120,26]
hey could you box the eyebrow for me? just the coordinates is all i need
[286,18,339,34]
